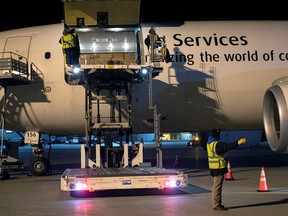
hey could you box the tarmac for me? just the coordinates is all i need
[1,142,288,216]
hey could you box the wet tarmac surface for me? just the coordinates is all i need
[1,143,288,216]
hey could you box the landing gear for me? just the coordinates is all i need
[29,156,50,176]
[25,132,51,176]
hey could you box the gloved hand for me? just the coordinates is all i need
[237,138,247,145]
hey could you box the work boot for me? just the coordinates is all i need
[213,205,228,211]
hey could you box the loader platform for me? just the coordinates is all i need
[61,167,188,191]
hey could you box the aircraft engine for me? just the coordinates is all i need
[263,78,288,153]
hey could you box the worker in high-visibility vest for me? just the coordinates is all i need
[59,25,80,67]
[160,36,171,63]
[144,28,162,51]
[207,129,246,211]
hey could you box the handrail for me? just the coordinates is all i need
[0,51,29,80]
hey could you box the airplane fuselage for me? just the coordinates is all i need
[0,21,288,144]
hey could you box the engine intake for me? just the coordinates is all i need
[263,78,288,153]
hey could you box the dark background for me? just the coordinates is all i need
[0,0,287,31]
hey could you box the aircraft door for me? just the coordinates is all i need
[3,36,32,59]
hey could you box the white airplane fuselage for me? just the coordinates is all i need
[0,21,288,152]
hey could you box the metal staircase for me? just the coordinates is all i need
[0,51,34,176]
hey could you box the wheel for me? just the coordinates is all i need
[29,156,50,176]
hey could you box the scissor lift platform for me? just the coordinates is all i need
[61,167,188,191]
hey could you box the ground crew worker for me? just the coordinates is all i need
[160,36,171,63]
[206,129,246,211]
[59,25,80,67]
[144,28,162,51]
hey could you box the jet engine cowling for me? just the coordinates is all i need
[263,78,288,153]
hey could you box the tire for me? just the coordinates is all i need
[29,156,50,176]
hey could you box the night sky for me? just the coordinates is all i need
[0,0,287,31]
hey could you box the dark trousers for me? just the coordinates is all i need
[64,47,79,66]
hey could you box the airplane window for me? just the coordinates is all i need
[45,52,51,59]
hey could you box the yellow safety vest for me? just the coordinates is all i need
[61,33,77,49]
[207,141,227,169]
[149,34,160,47]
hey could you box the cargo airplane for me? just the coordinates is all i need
[1,20,288,175]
